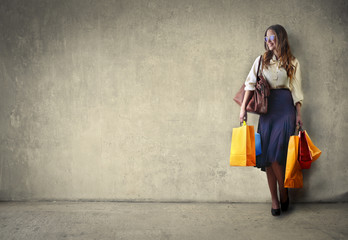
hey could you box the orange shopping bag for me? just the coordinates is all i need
[284,135,303,188]
[304,130,321,162]
[230,121,256,166]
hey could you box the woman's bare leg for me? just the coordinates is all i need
[270,162,288,203]
[266,166,280,209]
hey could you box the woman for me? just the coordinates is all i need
[239,24,304,216]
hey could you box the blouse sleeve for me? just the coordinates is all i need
[244,56,262,91]
[290,58,304,106]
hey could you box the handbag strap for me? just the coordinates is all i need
[256,55,262,81]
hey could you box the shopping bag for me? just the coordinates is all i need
[284,135,303,188]
[298,130,313,169]
[230,121,256,166]
[255,132,262,156]
[304,130,321,162]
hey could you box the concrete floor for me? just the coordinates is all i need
[0,202,347,240]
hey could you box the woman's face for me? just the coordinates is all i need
[265,29,277,52]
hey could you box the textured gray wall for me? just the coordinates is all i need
[0,0,347,202]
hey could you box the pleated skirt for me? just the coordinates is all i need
[256,89,296,171]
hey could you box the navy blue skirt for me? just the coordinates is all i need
[256,89,296,171]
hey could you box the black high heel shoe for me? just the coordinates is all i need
[281,197,289,212]
[271,208,281,216]
[281,189,289,212]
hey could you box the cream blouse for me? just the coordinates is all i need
[244,55,304,106]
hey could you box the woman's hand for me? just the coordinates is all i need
[295,102,303,126]
[296,114,303,127]
[239,108,247,123]
[239,90,252,123]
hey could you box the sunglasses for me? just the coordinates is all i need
[264,35,276,42]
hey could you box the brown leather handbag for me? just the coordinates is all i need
[233,55,270,114]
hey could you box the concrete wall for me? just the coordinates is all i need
[0,0,347,202]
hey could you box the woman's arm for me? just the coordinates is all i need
[296,102,303,126]
[240,56,262,123]
[239,90,253,123]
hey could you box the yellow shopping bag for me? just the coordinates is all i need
[284,135,303,188]
[230,121,256,166]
